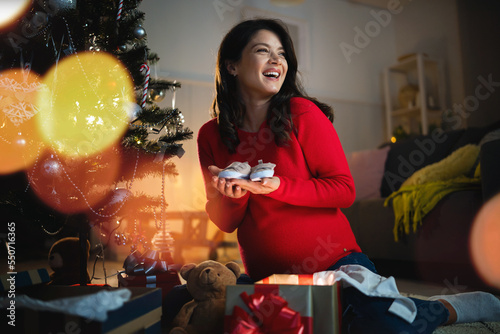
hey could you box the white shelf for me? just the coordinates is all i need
[383,53,446,140]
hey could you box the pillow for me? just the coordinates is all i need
[480,138,500,202]
[346,146,390,200]
[380,129,465,197]
[401,144,480,187]
[479,128,500,146]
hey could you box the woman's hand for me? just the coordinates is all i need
[231,177,280,195]
[208,165,248,199]
[208,165,280,197]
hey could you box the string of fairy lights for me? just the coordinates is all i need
[0,0,192,271]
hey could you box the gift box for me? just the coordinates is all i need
[225,284,314,333]
[246,273,342,334]
[118,270,181,299]
[257,274,314,285]
[0,269,50,292]
[118,250,182,299]
[226,272,342,334]
[6,285,162,334]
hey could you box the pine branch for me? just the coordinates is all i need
[0,0,193,241]
[158,128,194,144]
[149,79,181,90]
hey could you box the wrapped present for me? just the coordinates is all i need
[256,274,314,285]
[118,270,179,285]
[0,269,50,292]
[118,250,181,299]
[225,284,313,334]
[4,285,162,334]
[118,271,180,299]
[255,273,342,334]
[122,249,180,276]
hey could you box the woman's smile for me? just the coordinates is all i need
[228,29,288,102]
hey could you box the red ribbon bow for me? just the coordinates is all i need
[228,292,304,334]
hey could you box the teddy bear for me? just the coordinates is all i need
[169,260,241,334]
[48,237,90,285]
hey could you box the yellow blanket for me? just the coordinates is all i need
[384,176,481,241]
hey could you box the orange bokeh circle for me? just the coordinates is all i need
[470,193,500,289]
[27,144,123,214]
[0,68,45,174]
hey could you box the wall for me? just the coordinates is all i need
[140,0,397,148]
[137,0,399,212]
[456,0,500,127]
[137,0,470,214]
[392,0,465,109]
[392,0,500,129]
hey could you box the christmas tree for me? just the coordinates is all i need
[0,0,192,281]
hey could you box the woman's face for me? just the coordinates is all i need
[228,29,288,102]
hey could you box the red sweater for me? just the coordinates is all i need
[197,97,361,281]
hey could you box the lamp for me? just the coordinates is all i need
[270,0,304,6]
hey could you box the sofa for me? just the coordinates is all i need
[342,121,500,292]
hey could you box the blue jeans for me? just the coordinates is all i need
[328,252,450,334]
[164,253,449,333]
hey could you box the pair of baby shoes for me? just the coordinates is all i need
[218,160,276,181]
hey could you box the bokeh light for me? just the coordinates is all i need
[0,68,45,174]
[0,0,31,29]
[27,144,122,214]
[470,193,500,289]
[36,51,134,157]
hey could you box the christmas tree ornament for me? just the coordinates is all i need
[0,68,46,174]
[133,26,146,39]
[148,88,165,103]
[42,156,61,176]
[115,232,128,246]
[28,145,122,214]
[50,0,77,11]
[109,188,132,205]
[118,44,128,52]
[87,35,101,52]
[104,188,132,212]
[139,63,150,108]
[36,52,134,158]
[114,233,122,245]
[116,0,124,21]
[151,229,175,254]
[127,102,142,121]
[149,163,176,263]
[171,81,177,108]
[22,11,50,38]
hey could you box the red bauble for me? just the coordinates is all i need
[27,145,122,214]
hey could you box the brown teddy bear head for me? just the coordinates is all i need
[180,260,240,301]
